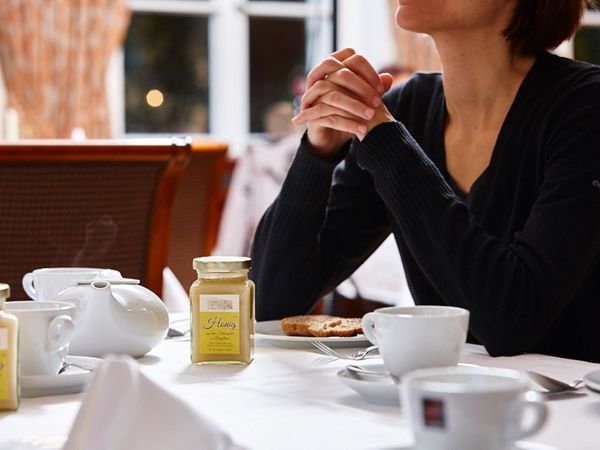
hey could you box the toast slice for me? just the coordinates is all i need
[281,315,362,337]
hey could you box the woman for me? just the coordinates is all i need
[250,0,600,361]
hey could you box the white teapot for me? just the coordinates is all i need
[54,278,169,357]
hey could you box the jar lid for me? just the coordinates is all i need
[0,283,10,299]
[193,256,251,271]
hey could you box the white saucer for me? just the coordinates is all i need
[337,363,400,406]
[20,356,101,398]
[391,442,556,450]
[583,369,600,393]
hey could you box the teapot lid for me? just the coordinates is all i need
[193,256,251,272]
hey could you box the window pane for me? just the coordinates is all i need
[124,14,209,133]
[250,17,306,133]
[574,27,600,65]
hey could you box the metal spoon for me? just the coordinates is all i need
[527,370,584,393]
[58,361,93,375]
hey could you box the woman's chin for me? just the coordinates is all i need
[395,11,428,34]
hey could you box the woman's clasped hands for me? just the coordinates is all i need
[292,48,397,157]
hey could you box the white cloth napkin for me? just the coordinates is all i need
[63,356,246,450]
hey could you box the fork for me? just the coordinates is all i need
[311,341,378,360]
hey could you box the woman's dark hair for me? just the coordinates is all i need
[504,0,595,55]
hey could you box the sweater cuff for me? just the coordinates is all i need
[356,121,456,228]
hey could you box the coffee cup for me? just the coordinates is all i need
[4,301,76,375]
[361,306,469,378]
[402,366,548,450]
[22,267,121,301]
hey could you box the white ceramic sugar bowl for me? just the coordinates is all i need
[54,278,169,357]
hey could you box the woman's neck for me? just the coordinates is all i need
[434,34,535,132]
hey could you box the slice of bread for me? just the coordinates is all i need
[308,317,363,337]
[281,315,362,337]
[281,315,338,336]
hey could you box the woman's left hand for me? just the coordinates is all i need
[293,49,396,141]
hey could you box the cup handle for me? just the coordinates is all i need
[507,392,548,441]
[361,312,379,345]
[22,272,38,300]
[47,315,75,352]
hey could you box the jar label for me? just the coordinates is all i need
[0,329,8,400]
[199,295,240,354]
[0,329,6,350]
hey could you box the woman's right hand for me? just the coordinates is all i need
[292,48,393,157]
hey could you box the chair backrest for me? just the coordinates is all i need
[167,142,229,290]
[0,139,191,299]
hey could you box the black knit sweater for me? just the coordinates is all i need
[250,51,600,362]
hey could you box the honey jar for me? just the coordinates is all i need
[190,256,254,365]
[0,283,19,411]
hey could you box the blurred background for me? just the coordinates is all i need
[1,0,599,312]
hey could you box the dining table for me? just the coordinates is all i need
[1,316,600,450]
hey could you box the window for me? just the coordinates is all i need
[121,0,333,155]
[125,14,209,134]
[574,8,600,64]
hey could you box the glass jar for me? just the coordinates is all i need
[190,256,255,365]
[0,283,19,411]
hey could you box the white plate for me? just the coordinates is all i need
[255,320,369,349]
[583,369,600,392]
[20,356,101,398]
[337,363,400,406]
[391,442,557,450]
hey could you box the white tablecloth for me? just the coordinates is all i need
[1,329,600,450]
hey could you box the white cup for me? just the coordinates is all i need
[362,306,469,378]
[402,366,548,450]
[22,267,120,301]
[4,301,76,375]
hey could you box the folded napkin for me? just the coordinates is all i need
[63,356,246,450]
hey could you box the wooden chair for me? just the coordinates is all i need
[0,138,192,299]
[167,142,229,290]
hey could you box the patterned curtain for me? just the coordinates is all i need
[387,0,441,72]
[0,0,130,138]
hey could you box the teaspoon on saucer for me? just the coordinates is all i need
[527,370,584,393]
[58,361,94,375]
[346,365,398,382]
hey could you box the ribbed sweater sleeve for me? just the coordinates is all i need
[356,121,456,229]
[250,135,352,319]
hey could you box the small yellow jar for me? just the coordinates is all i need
[0,283,19,411]
[190,256,255,365]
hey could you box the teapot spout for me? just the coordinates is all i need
[87,280,114,315]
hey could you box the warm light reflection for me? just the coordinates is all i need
[146,89,164,108]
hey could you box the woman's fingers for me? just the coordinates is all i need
[298,81,376,119]
[306,48,383,96]
[306,56,345,90]
[292,103,367,136]
[341,53,384,94]
[307,112,368,136]
[306,47,356,89]
[379,72,395,93]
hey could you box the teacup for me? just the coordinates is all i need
[361,305,469,378]
[22,267,121,301]
[402,366,548,450]
[4,301,76,375]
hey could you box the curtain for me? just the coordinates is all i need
[0,0,130,138]
[387,0,441,72]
